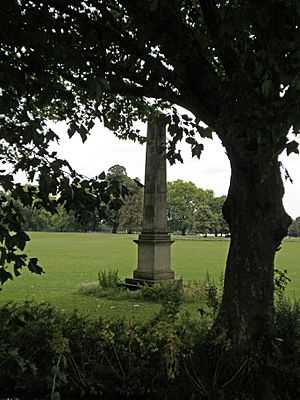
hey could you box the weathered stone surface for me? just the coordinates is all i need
[125,116,175,286]
[141,116,168,234]
[133,234,174,281]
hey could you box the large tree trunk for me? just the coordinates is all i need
[217,146,291,352]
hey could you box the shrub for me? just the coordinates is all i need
[1,298,300,400]
[0,301,64,396]
[140,279,183,302]
[0,301,190,399]
[97,268,123,289]
[200,272,223,317]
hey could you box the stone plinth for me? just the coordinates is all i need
[133,233,174,281]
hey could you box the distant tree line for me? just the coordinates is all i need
[10,164,143,234]
[12,165,230,236]
[14,168,299,238]
[288,217,300,237]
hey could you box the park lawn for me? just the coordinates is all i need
[0,232,298,320]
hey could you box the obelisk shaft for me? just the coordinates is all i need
[142,115,168,234]
[130,115,175,282]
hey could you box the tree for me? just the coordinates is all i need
[17,203,52,232]
[193,203,216,237]
[119,181,143,234]
[209,195,229,236]
[288,217,300,237]
[2,1,300,350]
[105,165,132,233]
[167,180,208,235]
[50,207,78,232]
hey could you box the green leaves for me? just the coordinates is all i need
[286,140,299,156]
[261,79,274,98]
[0,174,14,191]
[185,137,204,158]
[164,109,211,163]
[28,258,43,275]
[0,267,13,285]
[191,143,204,158]
[5,232,30,252]
[0,0,299,291]
[148,0,160,12]
[196,126,214,139]
[0,192,44,287]
[67,122,90,143]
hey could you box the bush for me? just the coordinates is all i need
[0,300,191,399]
[0,301,64,396]
[140,279,183,301]
[1,297,300,400]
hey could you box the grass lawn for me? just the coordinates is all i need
[0,232,299,319]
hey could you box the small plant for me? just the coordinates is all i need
[98,268,123,290]
[203,272,223,316]
[146,280,184,322]
[141,279,183,303]
[49,331,70,400]
[183,279,208,302]
[274,268,291,296]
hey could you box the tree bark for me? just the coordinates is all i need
[217,145,291,352]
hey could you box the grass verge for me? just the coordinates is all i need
[0,233,299,320]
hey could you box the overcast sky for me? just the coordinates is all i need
[51,121,300,220]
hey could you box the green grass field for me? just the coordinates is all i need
[0,232,299,319]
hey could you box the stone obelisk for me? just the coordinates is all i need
[126,115,175,286]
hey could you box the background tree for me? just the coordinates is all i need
[49,207,77,232]
[209,195,229,236]
[167,180,208,235]
[288,217,300,237]
[2,0,300,350]
[105,165,136,233]
[119,181,143,234]
[18,204,52,232]
[193,203,216,237]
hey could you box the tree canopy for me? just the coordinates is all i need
[167,179,225,235]
[1,0,300,349]
[288,217,300,237]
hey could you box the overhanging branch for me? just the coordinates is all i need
[199,0,240,77]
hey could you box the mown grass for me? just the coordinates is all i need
[0,232,298,320]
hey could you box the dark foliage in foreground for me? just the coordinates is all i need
[0,294,300,400]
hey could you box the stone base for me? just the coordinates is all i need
[126,232,175,290]
[134,233,174,275]
[124,276,181,291]
[133,267,174,281]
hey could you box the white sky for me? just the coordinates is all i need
[51,121,300,220]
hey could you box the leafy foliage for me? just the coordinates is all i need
[288,217,300,237]
[167,180,209,235]
[97,268,123,290]
[1,0,300,348]
[119,180,143,234]
[104,165,142,233]
[0,173,126,286]
[167,180,228,236]
[193,203,216,236]
[1,295,300,400]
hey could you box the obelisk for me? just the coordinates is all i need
[126,115,175,285]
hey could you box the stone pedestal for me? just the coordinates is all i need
[125,115,175,288]
[133,233,174,281]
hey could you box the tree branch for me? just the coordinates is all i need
[199,0,240,77]
[119,1,223,120]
